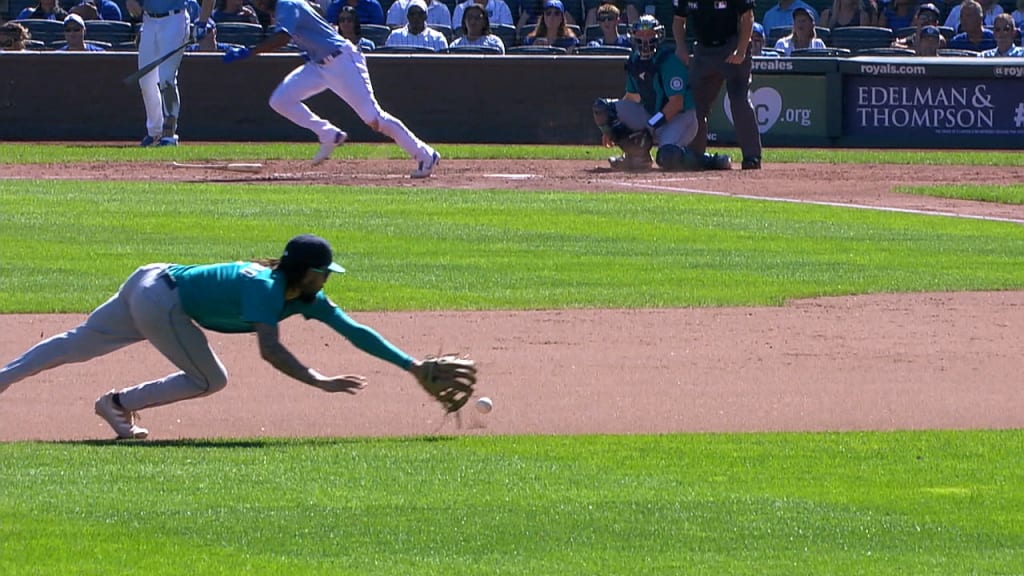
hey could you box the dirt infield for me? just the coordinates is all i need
[0,157,1021,441]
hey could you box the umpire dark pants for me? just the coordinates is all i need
[690,36,762,161]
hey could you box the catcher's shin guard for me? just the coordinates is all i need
[593,98,632,142]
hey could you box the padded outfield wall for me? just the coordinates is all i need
[0,52,1022,149]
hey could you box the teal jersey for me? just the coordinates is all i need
[165,262,413,370]
[624,47,694,115]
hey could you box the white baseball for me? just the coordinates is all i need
[475,396,493,414]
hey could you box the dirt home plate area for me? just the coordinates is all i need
[1,158,1022,441]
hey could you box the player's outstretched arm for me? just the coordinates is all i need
[254,322,366,393]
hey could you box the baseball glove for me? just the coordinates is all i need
[417,354,478,413]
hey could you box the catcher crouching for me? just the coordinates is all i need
[593,15,731,172]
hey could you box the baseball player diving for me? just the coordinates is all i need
[127,0,192,147]
[0,235,476,439]
[214,0,441,177]
[593,15,731,172]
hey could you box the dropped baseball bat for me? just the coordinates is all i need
[122,40,192,85]
[171,161,265,173]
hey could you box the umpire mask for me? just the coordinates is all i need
[631,15,663,60]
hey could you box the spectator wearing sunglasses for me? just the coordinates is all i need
[452,0,513,27]
[325,0,385,27]
[979,13,1024,55]
[893,3,946,50]
[587,2,630,46]
[584,0,644,28]
[58,13,107,50]
[387,0,452,28]
[945,0,1003,30]
[385,0,449,49]
[451,3,505,51]
[336,4,377,51]
[948,0,996,51]
[523,0,580,50]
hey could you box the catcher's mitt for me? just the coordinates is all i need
[417,354,478,413]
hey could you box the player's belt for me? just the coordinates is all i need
[158,272,177,290]
[145,9,184,18]
[317,48,343,65]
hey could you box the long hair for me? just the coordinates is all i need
[337,5,363,38]
[528,9,574,39]
[250,257,307,290]
[462,4,492,36]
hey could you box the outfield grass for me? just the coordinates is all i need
[1,146,1021,574]
[1,432,1022,575]
[897,184,1024,205]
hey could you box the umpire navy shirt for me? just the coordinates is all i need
[673,0,755,47]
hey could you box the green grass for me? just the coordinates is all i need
[896,184,1024,205]
[1,431,1021,576]
[1,179,1023,312]
[1,143,1024,166]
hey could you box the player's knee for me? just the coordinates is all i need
[267,89,289,114]
[199,366,228,395]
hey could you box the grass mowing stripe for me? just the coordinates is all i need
[2,180,1023,312]
[896,183,1024,205]
[0,143,1023,166]
[1,431,1021,575]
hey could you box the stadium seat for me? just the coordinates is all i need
[361,24,391,47]
[505,44,568,54]
[789,47,851,56]
[447,44,503,54]
[12,18,64,44]
[767,25,831,47]
[372,45,440,53]
[491,24,517,47]
[937,48,980,57]
[427,23,454,42]
[49,39,113,50]
[215,22,265,47]
[855,46,915,56]
[84,20,134,45]
[584,23,627,43]
[574,44,630,55]
[828,26,895,51]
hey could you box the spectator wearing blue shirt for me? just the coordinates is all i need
[58,14,108,50]
[326,0,385,26]
[18,0,68,20]
[586,2,630,47]
[336,4,377,51]
[523,0,580,51]
[978,13,1024,55]
[751,22,779,56]
[948,0,997,50]
[761,0,818,33]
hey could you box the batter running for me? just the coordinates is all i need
[220,0,440,177]
[0,235,439,439]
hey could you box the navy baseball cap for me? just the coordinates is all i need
[920,25,941,38]
[281,234,346,274]
[544,0,565,12]
[917,3,941,17]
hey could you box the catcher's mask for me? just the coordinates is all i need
[631,15,663,60]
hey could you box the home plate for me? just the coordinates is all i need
[483,173,541,180]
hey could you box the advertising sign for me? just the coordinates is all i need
[708,75,830,145]
[844,76,1024,141]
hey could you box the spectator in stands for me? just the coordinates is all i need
[587,2,629,46]
[750,21,780,55]
[0,21,32,50]
[384,0,449,49]
[773,6,825,54]
[212,0,261,23]
[523,0,580,50]
[584,0,639,28]
[452,0,514,28]
[58,13,106,50]
[337,4,377,51]
[914,23,941,54]
[944,0,1003,29]
[879,0,918,30]
[70,2,100,20]
[948,0,996,50]
[516,0,576,31]
[761,0,818,33]
[387,0,451,27]
[820,0,878,29]
[1012,0,1024,29]
[76,0,124,20]
[327,0,385,26]
[450,3,505,51]
[186,20,235,50]
[894,3,947,49]
[979,13,1024,54]
[17,0,68,20]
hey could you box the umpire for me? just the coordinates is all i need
[672,0,762,169]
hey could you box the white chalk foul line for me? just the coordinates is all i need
[611,181,1024,226]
